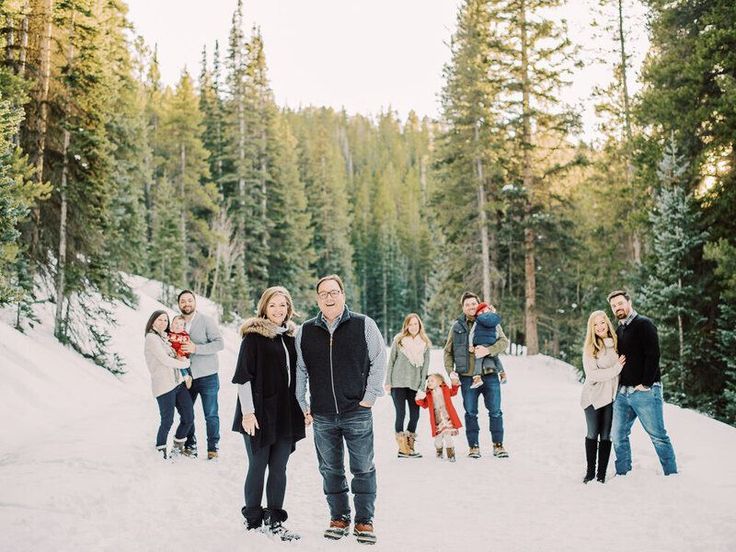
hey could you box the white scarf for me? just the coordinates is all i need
[400,335,426,368]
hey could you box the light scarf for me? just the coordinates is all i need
[400,335,426,368]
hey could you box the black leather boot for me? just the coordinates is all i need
[241,506,263,531]
[584,438,597,483]
[597,440,612,483]
[263,508,300,541]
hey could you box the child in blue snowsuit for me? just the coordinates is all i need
[468,302,507,389]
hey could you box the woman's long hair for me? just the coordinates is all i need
[396,313,431,347]
[583,310,617,358]
[255,286,298,322]
[144,310,170,336]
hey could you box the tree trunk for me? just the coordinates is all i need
[474,125,491,303]
[617,0,641,265]
[54,128,71,339]
[31,0,54,258]
[520,0,539,355]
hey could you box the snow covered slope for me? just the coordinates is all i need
[1,278,735,552]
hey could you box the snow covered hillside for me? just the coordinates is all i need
[1,277,735,552]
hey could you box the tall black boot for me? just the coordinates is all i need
[263,508,300,541]
[597,440,612,483]
[241,506,263,531]
[583,438,597,483]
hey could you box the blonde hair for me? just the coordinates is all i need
[256,286,298,321]
[583,310,617,358]
[396,313,431,347]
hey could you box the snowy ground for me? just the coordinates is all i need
[1,277,735,552]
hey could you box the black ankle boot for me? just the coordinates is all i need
[597,440,612,483]
[583,438,597,483]
[241,506,263,531]
[263,508,300,541]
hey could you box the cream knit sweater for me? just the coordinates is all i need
[580,338,623,410]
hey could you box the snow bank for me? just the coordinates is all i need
[1,278,735,551]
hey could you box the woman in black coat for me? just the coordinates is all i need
[232,286,306,541]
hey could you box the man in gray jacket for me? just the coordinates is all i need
[178,290,224,459]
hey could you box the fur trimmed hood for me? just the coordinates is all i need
[240,317,297,338]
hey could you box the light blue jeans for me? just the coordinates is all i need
[612,384,677,475]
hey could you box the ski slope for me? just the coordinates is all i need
[1,277,735,552]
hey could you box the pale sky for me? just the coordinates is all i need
[125,0,649,141]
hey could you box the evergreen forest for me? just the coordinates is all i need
[2,0,736,425]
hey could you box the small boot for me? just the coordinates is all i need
[171,438,187,456]
[405,432,422,458]
[241,506,263,531]
[583,438,597,483]
[156,444,169,460]
[446,447,456,462]
[436,447,444,459]
[597,439,612,483]
[263,508,300,541]
[395,432,411,458]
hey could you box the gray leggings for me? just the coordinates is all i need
[243,435,292,509]
[584,403,613,441]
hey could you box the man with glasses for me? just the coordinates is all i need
[295,274,386,545]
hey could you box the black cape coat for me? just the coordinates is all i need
[231,317,305,452]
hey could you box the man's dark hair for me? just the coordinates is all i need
[316,274,345,293]
[607,289,631,302]
[460,291,480,305]
[177,289,195,302]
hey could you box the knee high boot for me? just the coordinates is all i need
[584,438,597,483]
[597,440,612,483]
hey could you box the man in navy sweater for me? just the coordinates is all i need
[608,290,677,476]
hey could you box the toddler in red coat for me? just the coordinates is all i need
[415,371,462,462]
[168,315,193,389]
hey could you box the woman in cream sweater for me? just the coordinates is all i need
[385,313,431,458]
[581,310,625,483]
[144,310,194,459]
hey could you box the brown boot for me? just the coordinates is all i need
[436,447,443,459]
[405,432,422,458]
[446,447,456,462]
[395,432,411,458]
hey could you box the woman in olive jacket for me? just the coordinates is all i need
[232,286,305,541]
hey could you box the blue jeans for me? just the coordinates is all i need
[312,408,376,524]
[460,373,503,447]
[612,384,678,475]
[155,383,194,447]
[185,373,220,452]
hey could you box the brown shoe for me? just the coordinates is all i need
[493,442,509,458]
[324,518,350,540]
[353,522,377,545]
[207,451,219,460]
[436,447,444,459]
[468,446,481,458]
[446,447,456,462]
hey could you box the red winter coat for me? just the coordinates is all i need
[415,382,462,437]
[168,330,191,359]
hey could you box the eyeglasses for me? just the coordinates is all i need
[317,290,342,300]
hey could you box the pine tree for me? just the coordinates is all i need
[640,138,708,404]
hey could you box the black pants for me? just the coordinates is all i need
[243,435,292,509]
[584,403,613,441]
[391,387,419,433]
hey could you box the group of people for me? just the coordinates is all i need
[142,278,678,546]
[143,290,224,460]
